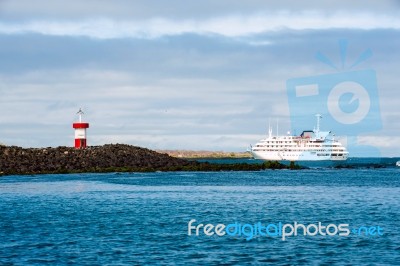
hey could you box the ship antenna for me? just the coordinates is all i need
[276,118,279,137]
[268,118,272,138]
[315,114,322,133]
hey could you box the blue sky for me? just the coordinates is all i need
[0,0,399,156]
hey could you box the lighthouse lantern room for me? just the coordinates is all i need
[72,108,89,149]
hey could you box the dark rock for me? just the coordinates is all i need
[0,144,298,175]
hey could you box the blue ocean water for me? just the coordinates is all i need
[1,165,400,265]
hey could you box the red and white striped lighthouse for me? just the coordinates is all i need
[72,108,89,149]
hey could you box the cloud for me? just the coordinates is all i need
[1,11,400,39]
[0,66,290,149]
[1,3,400,157]
[1,0,399,20]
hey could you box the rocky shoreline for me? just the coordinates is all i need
[0,144,300,175]
[156,149,252,158]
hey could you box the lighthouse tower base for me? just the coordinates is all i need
[73,122,89,149]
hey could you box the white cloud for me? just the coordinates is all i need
[357,136,400,157]
[0,68,287,147]
[91,133,261,151]
[2,0,398,20]
[1,11,400,39]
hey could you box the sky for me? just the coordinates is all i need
[0,0,399,156]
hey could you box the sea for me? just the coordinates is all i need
[0,158,399,265]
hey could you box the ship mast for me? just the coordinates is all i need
[315,114,322,134]
[276,118,279,137]
[268,119,272,138]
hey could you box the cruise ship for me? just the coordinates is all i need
[250,115,349,161]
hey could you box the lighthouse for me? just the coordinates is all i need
[72,108,89,149]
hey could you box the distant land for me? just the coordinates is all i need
[156,150,252,158]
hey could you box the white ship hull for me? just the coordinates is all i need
[251,150,348,161]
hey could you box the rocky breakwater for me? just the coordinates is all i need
[0,144,300,175]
